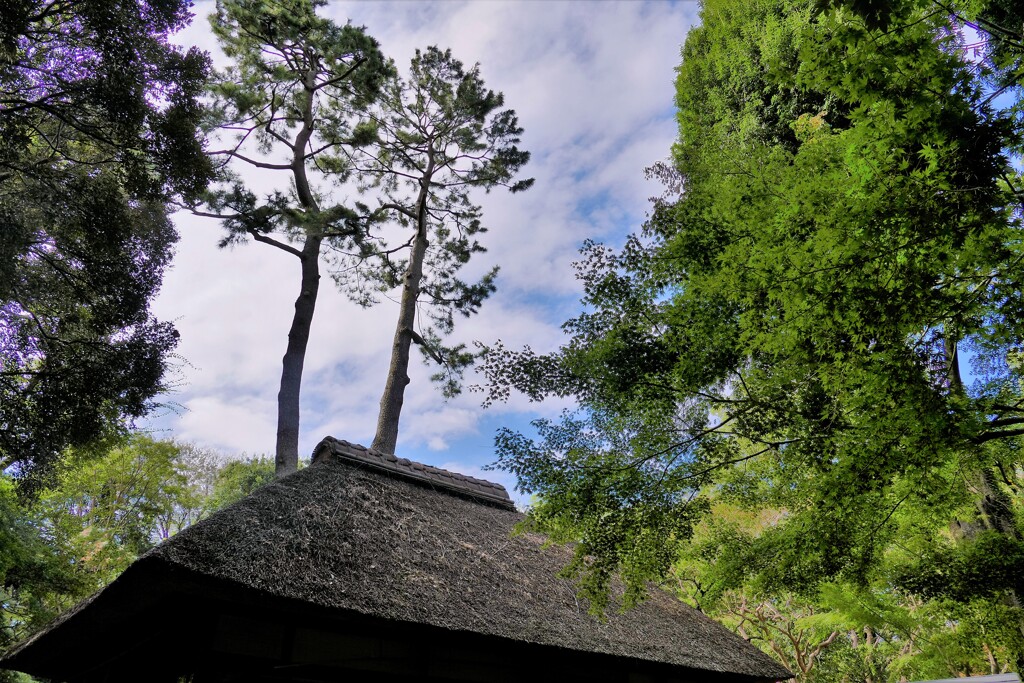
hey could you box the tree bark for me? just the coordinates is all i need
[274,70,321,476]
[275,235,321,475]
[372,159,434,454]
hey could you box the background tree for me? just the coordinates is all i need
[0,435,280,665]
[669,489,1024,680]
[207,455,276,509]
[40,435,218,589]
[0,435,223,678]
[482,0,1024,649]
[0,0,211,485]
[0,477,86,677]
[340,47,531,455]
[198,0,390,476]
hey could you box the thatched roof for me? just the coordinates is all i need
[2,437,790,682]
[313,437,516,509]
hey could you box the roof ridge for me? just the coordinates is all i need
[311,437,515,510]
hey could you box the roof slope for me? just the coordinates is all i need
[5,441,790,680]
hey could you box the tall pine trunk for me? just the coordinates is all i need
[275,236,321,475]
[372,164,433,454]
[274,75,321,476]
[204,7,390,477]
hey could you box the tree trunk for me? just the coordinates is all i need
[274,72,320,477]
[945,333,962,393]
[372,222,428,454]
[372,167,433,454]
[275,235,322,476]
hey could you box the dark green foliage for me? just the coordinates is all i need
[0,0,211,485]
[0,177,180,485]
[343,46,532,384]
[0,0,211,201]
[203,0,392,245]
[895,531,1024,601]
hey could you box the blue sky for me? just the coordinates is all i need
[145,1,701,502]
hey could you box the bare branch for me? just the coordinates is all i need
[379,202,419,220]
[973,427,1024,444]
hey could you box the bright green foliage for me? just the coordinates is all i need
[671,497,1024,679]
[0,478,86,661]
[482,0,1024,640]
[40,435,216,588]
[207,456,276,510]
[0,436,280,662]
[0,0,212,485]
[0,435,224,669]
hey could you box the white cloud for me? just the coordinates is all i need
[164,395,277,455]
[147,0,698,488]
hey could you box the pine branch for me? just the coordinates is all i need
[208,149,292,170]
[246,228,304,258]
[408,328,445,365]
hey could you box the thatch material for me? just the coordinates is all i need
[2,439,791,682]
[312,437,515,509]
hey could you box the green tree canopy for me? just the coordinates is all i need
[0,477,86,662]
[0,0,211,484]
[207,455,275,510]
[482,0,1024,632]
[0,435,221,666]
[40,436,218,587]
